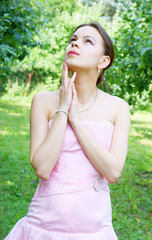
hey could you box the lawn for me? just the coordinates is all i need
[0,98,152,240]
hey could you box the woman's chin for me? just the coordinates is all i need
[64,59,90,72]
[65,62,79,71]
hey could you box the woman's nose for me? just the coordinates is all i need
[71,41,79,48]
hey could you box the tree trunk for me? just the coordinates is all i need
[26,69,34,85]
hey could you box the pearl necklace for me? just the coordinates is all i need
[78,88,98,113]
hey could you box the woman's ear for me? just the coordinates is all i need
[98,56,111,70]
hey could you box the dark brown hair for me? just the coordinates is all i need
[73,22,114,86]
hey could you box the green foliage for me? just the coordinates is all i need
[105,0,152,106]
[7,0,108,92]
[0,0,151,109]
[5,80,30,98]
[0,0,43,63]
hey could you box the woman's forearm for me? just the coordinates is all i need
[31,112,68,180]
[70,120,127,183]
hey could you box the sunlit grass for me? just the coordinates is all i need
[110,106,152,239]
[130,110,152,147]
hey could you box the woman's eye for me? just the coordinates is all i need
[70,38,76,43]
[86,39,93,44]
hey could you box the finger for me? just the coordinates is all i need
[67,72,76,90]
[70,72,77,84]
[68,68,71,78]
[62,62,68,88]
[72,84,78,102]
[64,63,69,87]
[72,83,77,95]
[61,62,65,86]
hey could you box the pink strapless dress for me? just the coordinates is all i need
[5,120,118,240]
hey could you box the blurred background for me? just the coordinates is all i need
[0,0,152,109]
[0,0,152,239]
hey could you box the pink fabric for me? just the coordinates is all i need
[5,120,118,240]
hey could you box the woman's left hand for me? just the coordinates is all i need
[68,83,81,125]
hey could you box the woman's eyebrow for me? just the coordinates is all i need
[84,35,96,43]
[70,34,77,39]
[70,34,96,43]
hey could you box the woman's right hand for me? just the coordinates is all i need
[58,62,76,111]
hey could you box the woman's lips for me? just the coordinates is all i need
[68,51,79,56]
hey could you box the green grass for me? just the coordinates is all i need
[0,98,152,239]
[111,108,152,239]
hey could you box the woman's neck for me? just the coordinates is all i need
[72,70,98,106]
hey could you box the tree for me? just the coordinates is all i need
[0,0,43,64]
[105,0,152,107]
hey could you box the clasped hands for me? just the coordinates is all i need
[58,62,80,125]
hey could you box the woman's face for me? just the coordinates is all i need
[64,26,105,71]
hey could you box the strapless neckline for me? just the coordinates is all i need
[49,119,114,127]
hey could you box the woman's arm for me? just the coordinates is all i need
[69,97,130,183]
[30,63,76,181]
[30,93,68,181]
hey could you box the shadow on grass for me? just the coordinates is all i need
[129,118,152,143]
[0,100,30,122]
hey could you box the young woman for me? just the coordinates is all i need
[5,22,130,240]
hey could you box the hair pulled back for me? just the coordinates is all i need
[73,22,114,86]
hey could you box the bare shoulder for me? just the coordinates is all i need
[32,90,59,104]
[32,90,59,106]
[98,90,130,124]
[100,90,129,108]
[31,90,59,120]
[109,94,129,108]
[108,94,130,124]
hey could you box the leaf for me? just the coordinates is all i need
[4,57,11,64]
[141,47,151,56]
[3,19,11,24]
[15,32,21,41]
[3,13,10,18]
